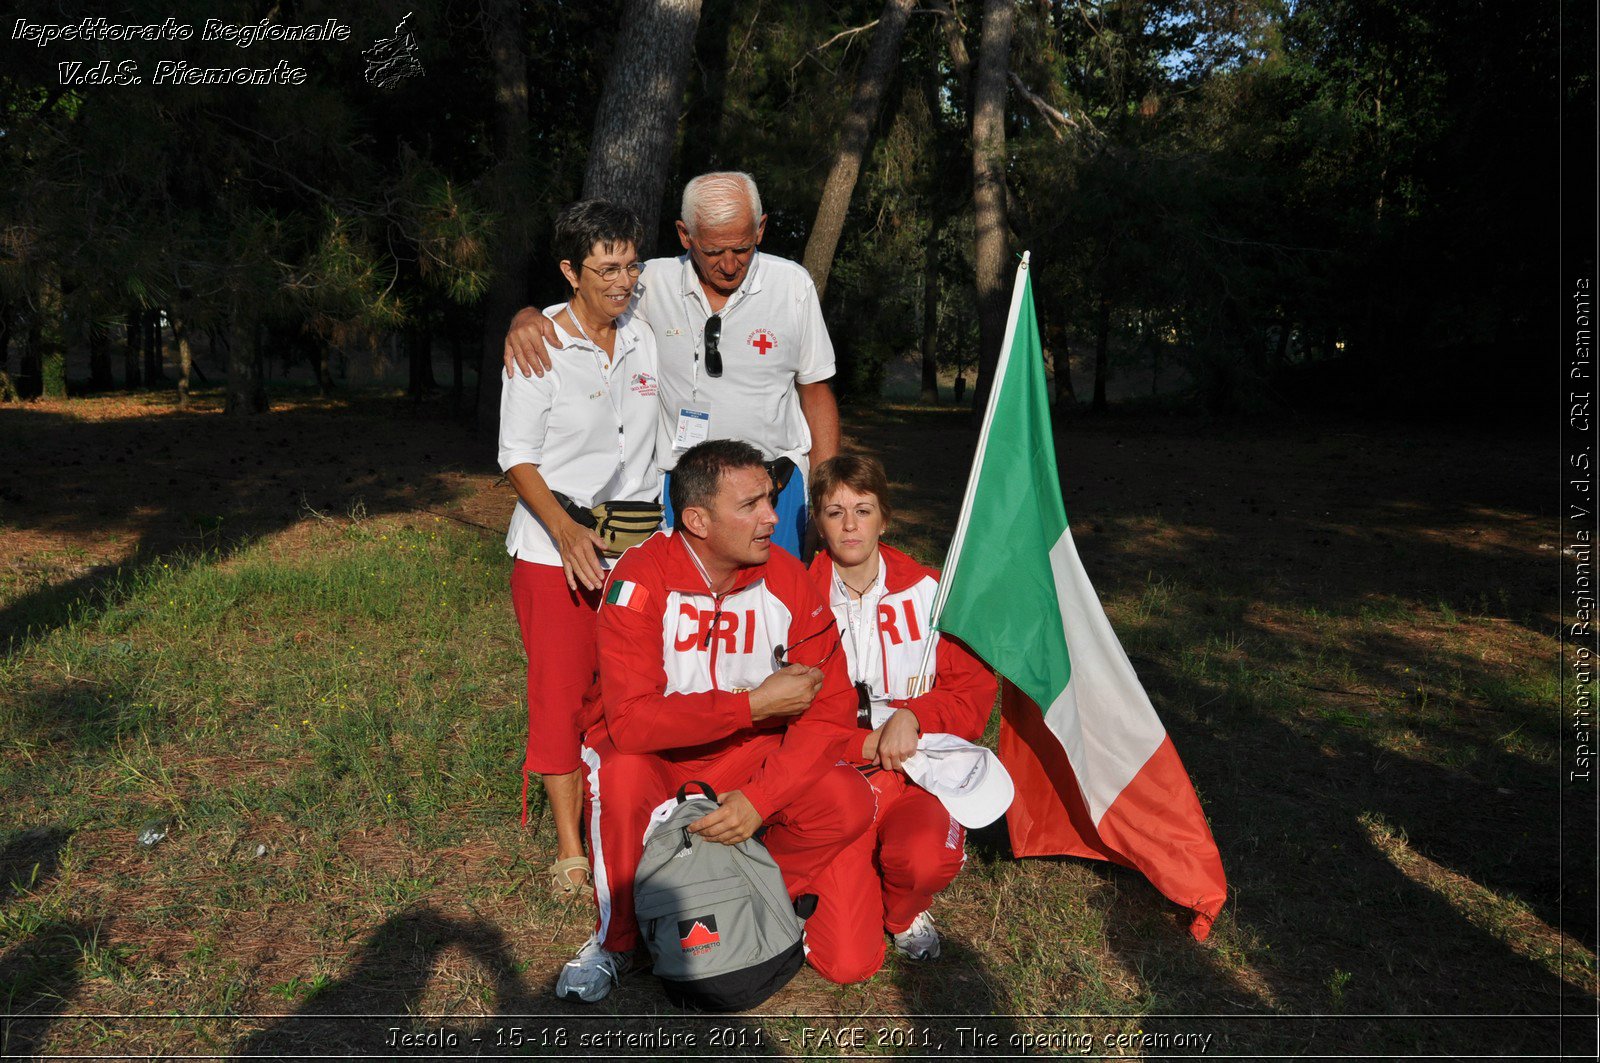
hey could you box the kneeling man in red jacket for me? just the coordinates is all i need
[556,439,871,1003]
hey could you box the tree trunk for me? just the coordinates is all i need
[1148,315,1159,397]
[18,312,42,398]
[1051,319,1076,408]
[172,313,194,407]
[938,4,974,118]
[36,273,65,399]
[919,215,941,404]
[224,319,267,415]
[305,336,332,395]
[582,0,703,252]
[1092,292,1110,412]
[124,309,142,388]
[677,0,737,202]
[800,0,917,299]
[917,60,958,405]
[409,325,435,399]
[476,0,536,433]
[143,308,166,382]
[967,0,1014,421]
[450,316,465,413]
[0,300,13,375]
[89,321,114,391]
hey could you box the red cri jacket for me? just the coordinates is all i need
[596,532,859,818]
[807,542,998,746]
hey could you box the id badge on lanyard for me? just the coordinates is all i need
[673,404,710,450]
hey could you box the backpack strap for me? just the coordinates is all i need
[673,781,719,849]
[676,780,718,804]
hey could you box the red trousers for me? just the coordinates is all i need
[581,725,875,953]
[804,769,967,984]
[511,560,601,786]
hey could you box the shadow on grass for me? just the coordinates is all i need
[234,905,535,1058]
[0,395,485,655]
[236,904,785,1058]
[0,827,86,1059]
[883,848,1025,1054]
[1091,665,1595,1056]
[1128,604,1585,948]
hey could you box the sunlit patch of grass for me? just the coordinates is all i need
[0,514,537,1047]
[1361,812,1597,992]
[4,516,521,835]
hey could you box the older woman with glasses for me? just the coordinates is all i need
[498,200,662,899]
[800,455,999,982]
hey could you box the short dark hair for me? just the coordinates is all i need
[551,200,643,273]
[809,454,893,525]
[671,440,767,530]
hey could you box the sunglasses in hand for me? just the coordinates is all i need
[772,622,840,670]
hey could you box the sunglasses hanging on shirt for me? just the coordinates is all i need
[854,681,873,729]
[703,315,723,377]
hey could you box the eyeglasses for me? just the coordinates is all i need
[772,622,839,670]
[583,262,643,282]
[703,314,723,377]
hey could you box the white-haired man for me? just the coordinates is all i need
[504,172,840,558]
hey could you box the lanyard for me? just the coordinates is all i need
[835,568,886,700]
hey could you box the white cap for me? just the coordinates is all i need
[902,734,1015,829]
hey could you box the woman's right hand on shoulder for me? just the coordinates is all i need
[555,516,607,592]
[504,307,561,378]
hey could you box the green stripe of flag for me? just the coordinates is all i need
[934,266,1072,712]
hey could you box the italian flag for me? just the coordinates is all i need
[605,579,648,612]
[928,253,1227,940]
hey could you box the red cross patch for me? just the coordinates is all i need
[747,329,776,356]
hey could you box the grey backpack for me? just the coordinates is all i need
[633,782,809,1011]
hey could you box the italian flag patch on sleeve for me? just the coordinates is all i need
[605,579,648,612]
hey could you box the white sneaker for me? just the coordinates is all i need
[555,932,632,1003]
[891,910,941,961]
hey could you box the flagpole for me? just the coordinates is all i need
[918,251,1032,679]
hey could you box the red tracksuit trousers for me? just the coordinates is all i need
[804,768,967,984]
[581,725,875,953]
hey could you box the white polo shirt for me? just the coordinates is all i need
[498,305,660,566]
[631,250,835,472]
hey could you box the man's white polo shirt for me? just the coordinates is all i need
[498,305,660,567]
[631,250,835,472]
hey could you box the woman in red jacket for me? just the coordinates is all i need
[802,455,999,983]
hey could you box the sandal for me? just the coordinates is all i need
[548,856,592,901]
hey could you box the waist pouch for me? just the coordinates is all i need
[554,493,662,558]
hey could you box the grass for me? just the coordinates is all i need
[0,394,1593,1058]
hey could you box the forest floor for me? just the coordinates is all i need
[0,386,1591,1059]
